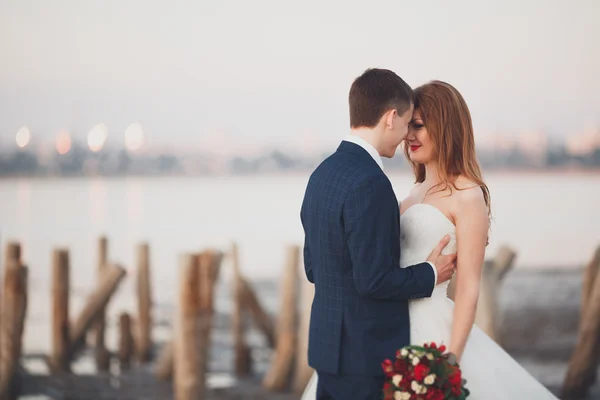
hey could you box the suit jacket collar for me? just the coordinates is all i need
[337,139,384,171]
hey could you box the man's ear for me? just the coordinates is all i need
[384,109,397,130]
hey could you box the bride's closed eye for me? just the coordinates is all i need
[410,122,424,129]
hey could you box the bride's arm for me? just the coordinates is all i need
[449,188,489,361]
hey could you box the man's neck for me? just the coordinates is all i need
[349,128,382,156]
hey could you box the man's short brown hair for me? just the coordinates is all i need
[349,68,413,128]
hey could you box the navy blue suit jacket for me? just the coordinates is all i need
[300,141,435,376]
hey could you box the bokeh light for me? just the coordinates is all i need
[88,123,108,152]
[125,123,144,151]
[56,130,72,155]
[15,126,31,148]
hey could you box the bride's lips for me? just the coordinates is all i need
[410,145,421,152]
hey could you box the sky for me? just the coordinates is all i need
[0,0,598,154]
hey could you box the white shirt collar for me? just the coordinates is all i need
[343,134,384,171]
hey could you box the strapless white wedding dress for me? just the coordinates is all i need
[301,203,558,399]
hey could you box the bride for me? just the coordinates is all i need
[301,81,558,399]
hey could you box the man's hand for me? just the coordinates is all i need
[426,235,457,285]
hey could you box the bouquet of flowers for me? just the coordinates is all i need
[381,342,469,400]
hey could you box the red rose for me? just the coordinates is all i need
[438,345,446,353]
[381,359,394,377]
[449,367,462,387]
[413,364,430,381]
[394,358,408,373]
[429,342,437,349]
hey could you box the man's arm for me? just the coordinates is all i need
[300,200,314,283]
[344,174,435,300]
[303,240,314,283]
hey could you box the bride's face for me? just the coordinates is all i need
[406,110,435,164]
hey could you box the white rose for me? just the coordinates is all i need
[394,391,411,400]
[411,381,421,393]
[400,349,409,357]
[392,374,403,387]
[426,353,434,360]
[412,356,420,366]
[424,374,436,385]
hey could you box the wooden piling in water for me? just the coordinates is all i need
[155,250,222,382]
[240,277,275,347]
[262,245,300,391]
[230,243,251,376]
[173,254,205,400]
[0,260,28,400]
[1,241,22,386]
[94,236,110,371]
[580,246,600,321]
[3,243,21,265]
[50,249,70,373]
[562,246,600,400]
[198,250,221,315]
[136,243,152,363]
[118,313,134,371]
[69,263,126,360]
[197,251,218,390]
[155,341,174,380]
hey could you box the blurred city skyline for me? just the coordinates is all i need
[1,0,599,154]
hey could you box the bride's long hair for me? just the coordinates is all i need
[404,80,491,215]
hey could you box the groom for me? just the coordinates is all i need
[300,68,456,400]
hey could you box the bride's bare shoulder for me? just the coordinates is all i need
[451,177,487,214]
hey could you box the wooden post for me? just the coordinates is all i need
[136,243,152,363]
[562,247,600,400]
[580,246,600,320]
[118,313,134,371]
[240,278,275,347]
[197,251,216,392]
[230,243,251,376]
[198,250,221,315]
[173,254,205,400]
[155,250,220,382]
[94,236,110,371]
[492,246,517,281]
[3,243,21,265]
[69,263,127,359]
[293,272,314,393]
[0,241,21,386]
[0,261,28,400]
[262,245,300,391]
[50,249,70,373]
[473,263,499,341]
[155,341,174,380]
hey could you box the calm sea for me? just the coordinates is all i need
[0,171,599,308]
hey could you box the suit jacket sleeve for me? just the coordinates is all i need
[300,201,314,283]
[344,174,435,300]
[303,240,314,283]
